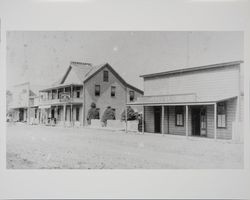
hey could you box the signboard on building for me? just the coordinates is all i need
[59,92,71,102]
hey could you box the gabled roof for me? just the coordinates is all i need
[59,62,143,94]
[60,61,93,84]
[140,60,243,78]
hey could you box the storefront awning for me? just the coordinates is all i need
[39,105,51,109]
[127,94,237,106]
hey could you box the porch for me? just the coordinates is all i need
[126,95,239,140]
[38,103,83,127]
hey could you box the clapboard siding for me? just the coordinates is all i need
[217,98,236,139]
[144,106,155,133]
[144,65,239,101]
[144,99,237,139]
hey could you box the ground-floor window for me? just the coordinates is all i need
[217,102,227,128]
[175,106,184,126]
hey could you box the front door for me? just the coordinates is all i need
[154,106,161,133]
[191,107,201,136]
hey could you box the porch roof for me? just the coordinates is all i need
[39,83,83,92]
[127,94,237,106]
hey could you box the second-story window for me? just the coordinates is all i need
[111,86,116,97]
[129,91,135,101]
[103,70,109,82]
[95,85,100,96]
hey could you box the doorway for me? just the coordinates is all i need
[154,106,161,133]
[191,106,207,136]
[19,109,24,121]
[191,107,201,136]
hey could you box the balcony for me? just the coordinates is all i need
[39,97,83,106]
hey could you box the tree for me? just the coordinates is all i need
[121,106,138,121]
[87,102,99,124]
[101,106,115,126]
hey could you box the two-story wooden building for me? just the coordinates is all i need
[38,61,143,127]
[128,61,244,141]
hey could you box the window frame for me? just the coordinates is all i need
[217,101,227,128]
[175,106,184,127]
[111,86,116,97]
[103,70,109,82]
[95,85,100,96]
[129,90,135,102]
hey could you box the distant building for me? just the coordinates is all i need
[38,61,143,126]
[8,82,37,123]
[128,61,244,141]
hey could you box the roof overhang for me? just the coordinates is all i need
[140,60,243,79]
[39,83,83,92]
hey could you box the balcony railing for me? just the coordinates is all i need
[39,97,83,105]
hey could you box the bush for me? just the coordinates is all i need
[121,106,138,121]
[101,106,115,125]
[87,102,100,124]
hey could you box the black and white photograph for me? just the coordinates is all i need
[1,0,250,199]
[6,31,244,169]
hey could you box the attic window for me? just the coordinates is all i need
[103,70,109,82]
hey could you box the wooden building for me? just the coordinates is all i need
[128,61,244,140]
[38,61,143,127]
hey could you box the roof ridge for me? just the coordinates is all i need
[70,61,92,66]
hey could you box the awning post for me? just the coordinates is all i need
[142,106,144,134]
[125,106,128,133]
[185,105,188,137]
[161,106,164,135]
[214,103,217,139]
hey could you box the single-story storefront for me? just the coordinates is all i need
[128,95,240,140]
[127,61,244,141]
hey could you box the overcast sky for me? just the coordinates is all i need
[7,31,243,90]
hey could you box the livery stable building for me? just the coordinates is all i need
[127,61,244,141]
[38,61,143,127]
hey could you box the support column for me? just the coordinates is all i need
[125,106,128,133]
[142,106,144,134]
[71,104,73,126]
[185,105,188,137]
[63,104,66,126]
[161,105,164,135]
[71,85,73,98]
[214,103,217,139]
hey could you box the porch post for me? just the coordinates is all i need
[185,105,188,137]
[161,105,164,135]
[71,104,73,126]
[125,106,128,133]
[63,104,66,127]
[142,106,144,134]
[214,103,217,139]
[71,85,73,98]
